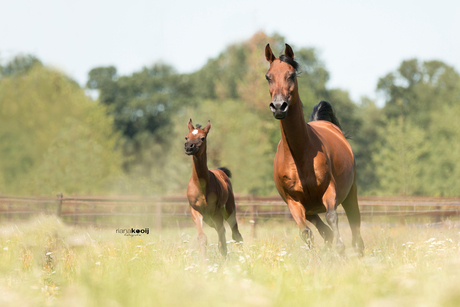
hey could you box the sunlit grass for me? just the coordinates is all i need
[1,215,460,306]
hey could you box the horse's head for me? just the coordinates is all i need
[184,119,211,156]
[265,43,299,120]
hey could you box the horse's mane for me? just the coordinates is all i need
[279,54,299,72]
[309,100,343,131]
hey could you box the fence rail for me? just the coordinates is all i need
[1,195,460,232]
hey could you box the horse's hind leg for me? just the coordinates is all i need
[190,207,208,259]
[287,199,314,247]
[306,214,333,244]
[212,213,228,256]
[224,191,243,242]
[342,181,364,256]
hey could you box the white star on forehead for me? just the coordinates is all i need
[192,129,198,135]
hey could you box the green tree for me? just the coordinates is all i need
[423,103,460,196]
[378,59,460,127]
[87,63,195,175]
[0,64,123,195]
[374,58,460,196]
[351,97,384,194]
[372,116,429,196]
[0,54,42,78]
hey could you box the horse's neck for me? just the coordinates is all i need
[280,97,312,167]
[192,150,209,189]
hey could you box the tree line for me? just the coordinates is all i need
[1,31,459,196]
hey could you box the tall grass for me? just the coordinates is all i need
[1,215,460,306]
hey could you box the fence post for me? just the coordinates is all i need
[56,193,63,217]
[251,203,257,239]
[155,203,162,231]
[398,205,406,226]
[7,202,11,221]
[433,205,442,224]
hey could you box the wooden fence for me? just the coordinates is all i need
[1,195,460,235]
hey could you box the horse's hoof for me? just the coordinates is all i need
[301,228,314,247]
[232,233,243,243]
[334,240,345,255]
[352,237,364,257]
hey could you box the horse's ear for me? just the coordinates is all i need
[265,44,276,63]
[285,44,294,59]
[188,118,194,131]
[203,121,211,134]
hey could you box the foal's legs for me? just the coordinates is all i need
[323,184,345,254]
[287,199,314,247]
[212,213,228,256]
[342,180,364,256]
[190,207,207,259]
[224,191,243,242]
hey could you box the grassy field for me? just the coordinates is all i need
[1,215,460,307]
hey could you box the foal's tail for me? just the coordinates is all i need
[309,100,342,131]
[218,167,232,178]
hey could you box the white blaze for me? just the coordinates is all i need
[192,129,198,135]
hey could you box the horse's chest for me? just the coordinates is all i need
[187,189,223,215]
[275,156,329,207]
[188,194,206,211]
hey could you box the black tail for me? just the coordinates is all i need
[218,167,232,178]
[309,100,342,131]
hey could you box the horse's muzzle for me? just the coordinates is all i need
[184,142,199,155]
[269,101,289,120]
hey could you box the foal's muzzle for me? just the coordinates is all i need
[184,141,200,155]
[269,101,289,119]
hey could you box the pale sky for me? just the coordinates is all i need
[2,0,459,104]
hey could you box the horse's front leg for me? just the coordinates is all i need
[286,199,314,247]
[322,183,345,254]
[306,214,333,245]
[190,207,208,260]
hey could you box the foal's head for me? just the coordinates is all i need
[265,43,299,120]
[184,119,211,156]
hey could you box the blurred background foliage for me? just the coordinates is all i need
[1,31,460,196]
[0,59,123,195]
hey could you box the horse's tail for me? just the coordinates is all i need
[309,100,342,131]
[218,167,232,178]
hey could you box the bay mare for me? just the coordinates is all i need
[265,44,364,255]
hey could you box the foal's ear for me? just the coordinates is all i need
[203,121,211,134]
[284,44,294,59]
[265,44,276,63]
[188,118,194,131]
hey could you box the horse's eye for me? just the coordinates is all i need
[185,137,188,140]
[265,75,271,81]
[289,74,296,80]
[201,137,205,141]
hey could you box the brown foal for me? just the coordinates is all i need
[184,119,243,258]
[265,44,364,255]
